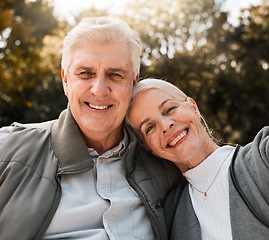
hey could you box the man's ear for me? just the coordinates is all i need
[62,68,68,96]
[133,73,139,86]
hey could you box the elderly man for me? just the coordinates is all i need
[0,17,180,240]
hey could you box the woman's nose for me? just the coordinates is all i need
[162,122,174,134]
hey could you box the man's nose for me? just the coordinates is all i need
[90,74,110,96]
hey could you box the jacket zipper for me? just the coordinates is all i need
[126,176,166,240]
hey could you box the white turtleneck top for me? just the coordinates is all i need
[184,145,235,240]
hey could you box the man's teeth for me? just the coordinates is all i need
[168,130,187,147]
[89,104,109,110]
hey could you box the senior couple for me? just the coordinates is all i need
[0,17,268,240]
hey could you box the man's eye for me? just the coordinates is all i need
[77,72,94,79]
[111,73,121,76]
[108,73,124,80]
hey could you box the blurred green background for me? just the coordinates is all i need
[0,0,268,145]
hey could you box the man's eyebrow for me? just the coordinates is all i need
[139,118,150,132]
[107,68,128,75]
[74,66,94,72]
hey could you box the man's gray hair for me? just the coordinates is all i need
[62,16,142,76]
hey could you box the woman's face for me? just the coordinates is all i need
[128,88,209,171]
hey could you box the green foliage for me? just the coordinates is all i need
[121,0,217,65]
[119,0,268,145]
[0,0,67,126]
[0,0,268,146]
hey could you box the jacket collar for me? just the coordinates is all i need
[51,106,93,174]
[123,121,137,173]
[51,106,138,175]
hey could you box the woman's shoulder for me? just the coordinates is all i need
[252,126,269,145]
[237,126,269,161]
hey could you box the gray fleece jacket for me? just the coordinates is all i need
[0,107,181,240]
[164,126,269,240]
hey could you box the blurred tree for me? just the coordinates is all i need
[117,0,268,145]
[0,0,66,126]
[118,0,230,140]
[201,3,269,144]
[121,0,217,66]
[1,0,267,146]
[78,5,110,21]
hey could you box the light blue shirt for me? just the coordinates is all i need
[0,126,13,148]
[44,129,154,240]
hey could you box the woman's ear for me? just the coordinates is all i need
[187,97,201,120]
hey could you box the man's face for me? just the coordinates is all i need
[62,41,138,150]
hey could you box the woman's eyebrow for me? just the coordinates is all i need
[159,99,174,110]
[138,99,175,132]
[139,118,150,132]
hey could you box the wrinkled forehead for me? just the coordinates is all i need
[68,41,133,72]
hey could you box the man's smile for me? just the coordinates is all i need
[84,102,113,110]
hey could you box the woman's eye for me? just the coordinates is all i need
[146,125,154,134]
[166,106,177,114]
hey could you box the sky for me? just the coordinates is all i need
[52,0,263,26]
[221,0,263,25]
[52,0,128,24]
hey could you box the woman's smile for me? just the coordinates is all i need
[167,128,189,148]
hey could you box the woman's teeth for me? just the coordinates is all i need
[168,129,187,147]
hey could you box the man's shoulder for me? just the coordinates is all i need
[0,120,57,150]
[11,119,57,131]
[0,126,14,148]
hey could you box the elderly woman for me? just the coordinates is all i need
[126,78,269,240]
